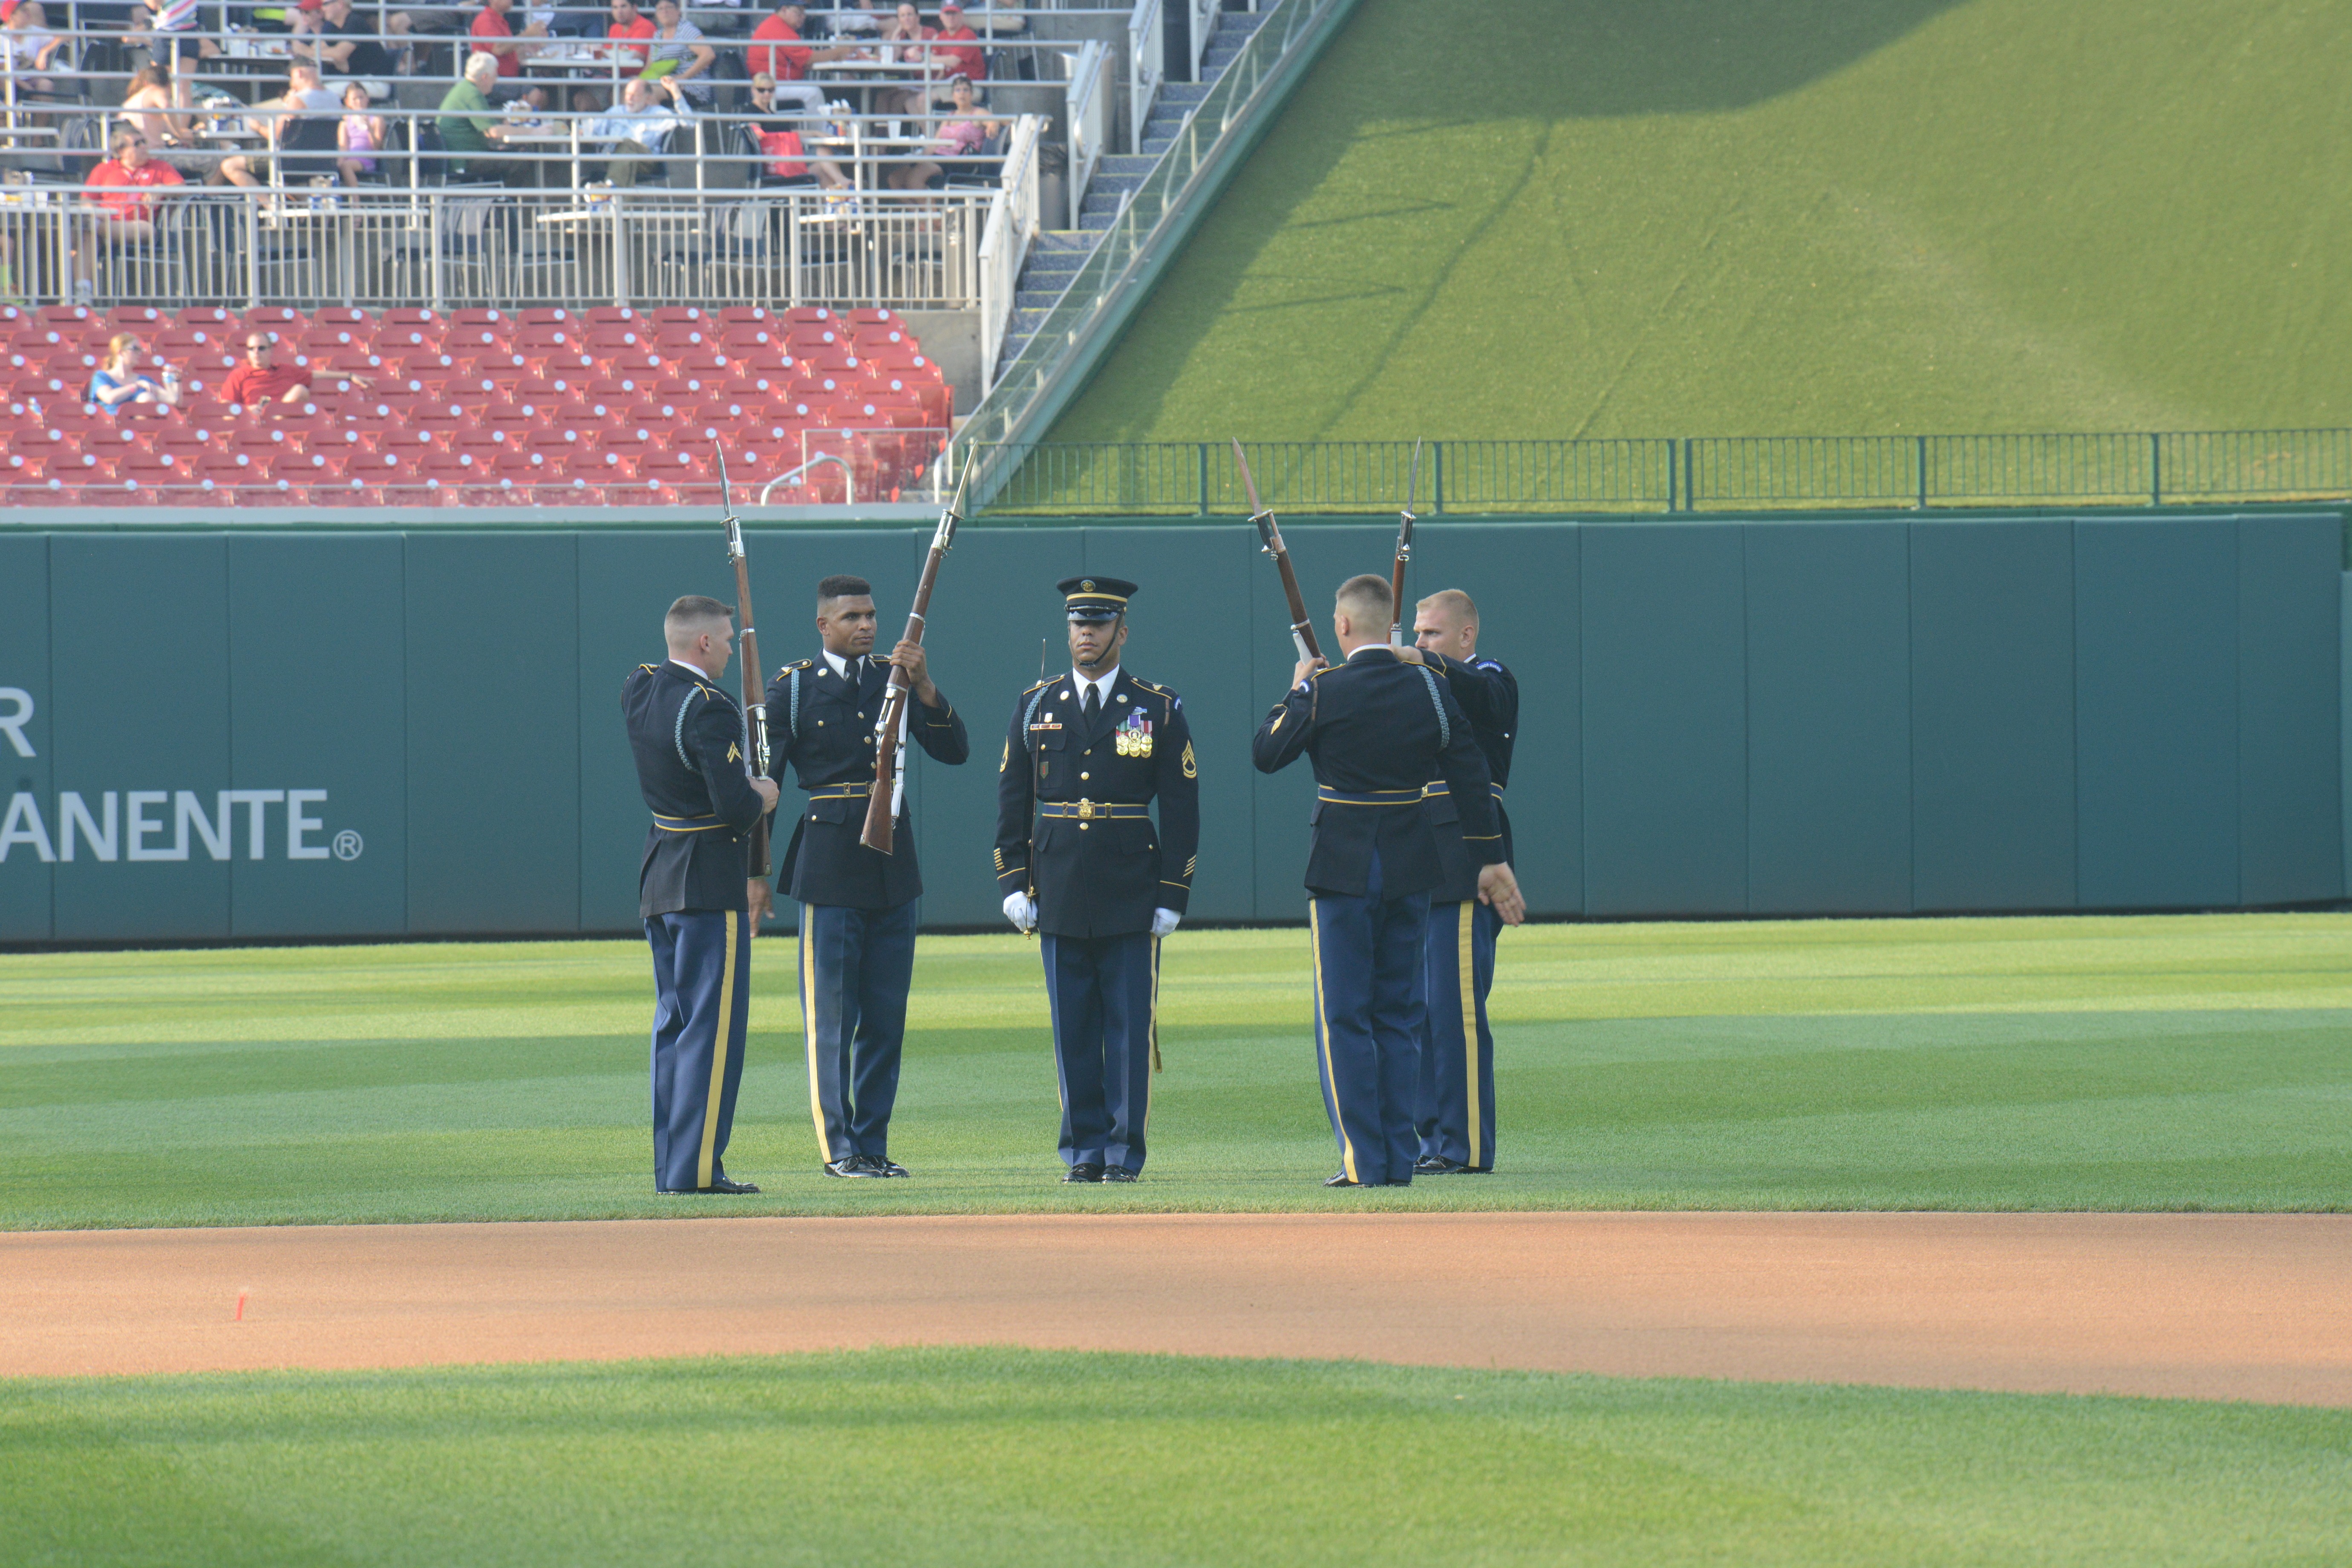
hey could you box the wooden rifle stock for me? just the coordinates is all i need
[718,448,773,878]
[1232,438,1323,663]
[1389,438,1421,647]
[860,463,970,853]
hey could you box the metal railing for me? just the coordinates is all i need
[974,433,2352,516]
[976,111,1042,392]
[1126,0,1161,153]
[0,180,992,310]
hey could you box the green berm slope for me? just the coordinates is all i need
[1049,0,2352,443]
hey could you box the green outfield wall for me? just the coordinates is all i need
[0,512,2341,943]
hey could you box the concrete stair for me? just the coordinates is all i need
[994,6,1277,374]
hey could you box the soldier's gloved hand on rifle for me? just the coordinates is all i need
[1150,907,1181,938]
[1291,654,1327,689]
[1003,891,1037,932]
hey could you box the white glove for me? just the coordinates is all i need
[1002,891,1037,932]
[1151,907,1181,938]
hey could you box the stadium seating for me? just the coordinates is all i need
[0,304,950,506]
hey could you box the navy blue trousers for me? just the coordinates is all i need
[797,898,919,1163]
[1309,851,1429,1187]
[645,908,751,1193]
[1418,899,1501,1169]
[1040,931,1158,1173]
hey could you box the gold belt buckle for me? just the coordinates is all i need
[1077,799,1097,820]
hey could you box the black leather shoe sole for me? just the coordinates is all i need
[660,1179,760,1194]
[824,1158,880,1178]
[1414,1157,1466,1175]
[1323,1172,1360,1187]
[1101,1168,1138,1182]
[1063,1163,1104,1183]
[875,1160,909,1177]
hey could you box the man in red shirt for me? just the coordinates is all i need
[931,2,985,82]
[469,0,546,80]
[76,129,183,298]
[606,0,656,67]
[747,1,845,81]
[218,332,325,406]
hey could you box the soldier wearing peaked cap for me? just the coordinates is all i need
[621,594,781,1196]
[761,574,970,1180]
[1251,574,1525,1189]
[996,576,1200,1184]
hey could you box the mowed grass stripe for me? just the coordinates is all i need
[1,916,2346,1228]
[4,1349,2349,1568]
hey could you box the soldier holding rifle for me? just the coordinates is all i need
[1251,574,1524,1188]
[759,575,969,1179]
[621,595,781,1195]
[996,577,1200,1184]
[1411,588,1518,1175]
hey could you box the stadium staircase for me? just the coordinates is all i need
[995,8,1271,375]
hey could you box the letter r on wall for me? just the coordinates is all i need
[0,689,32,758]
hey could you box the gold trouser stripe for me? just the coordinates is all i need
[697,909,739,1190]
[800,914,832,1160]
[1148,934,1162,1075]
[1309,901,1357,1184]
[1459,905,1481,1169]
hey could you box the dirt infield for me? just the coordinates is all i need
[6,1212,2347,1404]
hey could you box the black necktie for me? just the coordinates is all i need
[1082,684,1100,722]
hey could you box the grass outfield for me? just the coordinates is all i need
[1049,0,2352,444]
[2,914,2346,1229]
[5,1348,2349,1566]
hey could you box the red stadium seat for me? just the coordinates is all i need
[582,306,639,325]
[781,306,832,325]
[380,307,436,328]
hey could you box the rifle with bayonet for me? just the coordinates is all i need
[1389,438,1421,647]
[1232,438,1323,663]
[861,461,971,853]
[718,446,773,878]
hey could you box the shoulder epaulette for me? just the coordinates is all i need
[1309,664,1340,679]
[1021,676,1055,695]
[775,658,814,677]
[637,663,659,672]
[1127,677,1172,698]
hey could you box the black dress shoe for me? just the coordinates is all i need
[1415,1155,1467,1175]
[825,1155,881,1178]
[873,1157,909,1177]
[1063,1162,1104,1183]
[1101,1167,1138,1182]
[1459,1165,1493,1174]
[1324,1171,1361,1187]
[705,1176,760,1194]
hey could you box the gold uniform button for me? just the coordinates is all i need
[1079,772,1090,780]
[1078,822,1089,830]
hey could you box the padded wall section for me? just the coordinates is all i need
[2075,518,2240,909]
[404,532,581,933]
[1582,522,1747,917]
[1744,522,1911,914]
[0,536,50,940]
[2236,516,2343,904]
[49,535,233,942]
[227,534,408,937]
[1908,520,2077,911]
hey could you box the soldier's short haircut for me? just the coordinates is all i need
[1335,573,1393,625]
[664,594,735,636]
[1418,588,1479,625]
[816,574,872,602]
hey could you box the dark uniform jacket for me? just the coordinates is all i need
[1251,645,1501,899]
[764,652,969,910]
[1424,654,1518,902]
[996,668,1201,939]
[623,659,771,918]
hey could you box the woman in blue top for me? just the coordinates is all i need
[90,333,182,414]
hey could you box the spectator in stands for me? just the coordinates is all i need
[437,50,531,183]
[119,63,202,158]
[219,63,345,191]
[892,72,999,190]
[747,2,847,96]
[743,71,849,187]
[605,0,656,68]
[131,0,216,74]
[337,80,388,184]
[219,330,370,406]
[643,0,715,104]
[871,2,940,115]
[1,1,67,97]
[74,128,184,302]
[971,0,1028,81]
[931,3,985,83]
[90,334,183,413]
[293,0,398,81]
[587,70,691,187]
[828,0,882,37]
[469,0,548,82]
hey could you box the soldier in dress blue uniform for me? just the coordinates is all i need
[996,576,1200,1183]
[1409,588,1519,1176]
[620,594,781,1195]
[757,574,970,1179]
[1252,575,1525,1188]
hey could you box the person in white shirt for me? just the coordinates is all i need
[588,71,692,186]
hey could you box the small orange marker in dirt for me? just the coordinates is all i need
[234,1289,248,1322]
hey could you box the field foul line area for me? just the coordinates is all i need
[5,1211,2348,1406]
